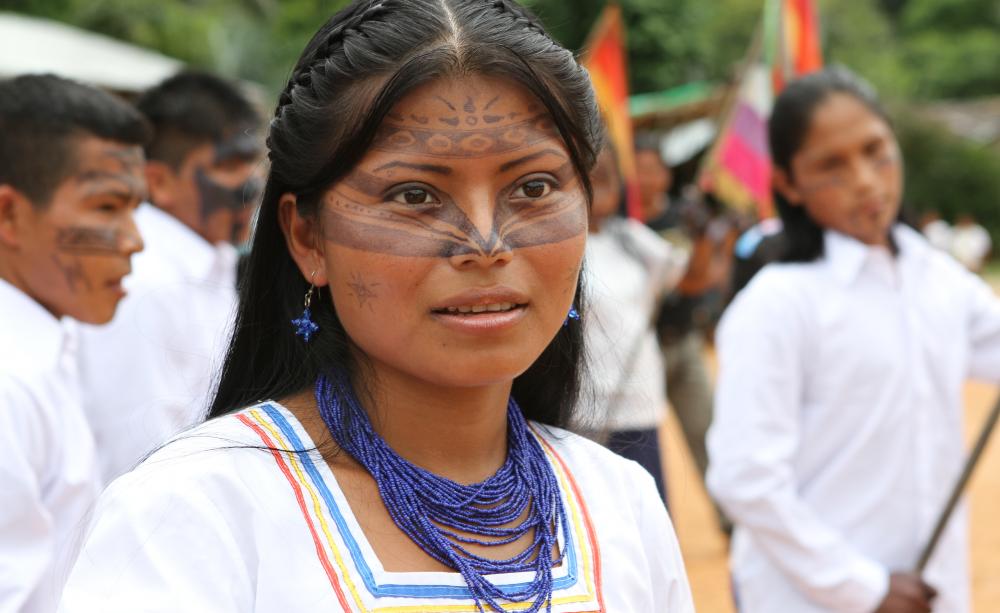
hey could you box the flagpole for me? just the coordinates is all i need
[915,392,1000,573]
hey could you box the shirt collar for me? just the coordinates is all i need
[823,224,929,286]
[0,277,72,374]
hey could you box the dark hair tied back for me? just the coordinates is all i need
[210,0,602,428]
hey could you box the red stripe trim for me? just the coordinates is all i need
[536,435,606,612]
[236,413,353,610]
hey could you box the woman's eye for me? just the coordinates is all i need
[391,188,439,206]
[514,180,552,199]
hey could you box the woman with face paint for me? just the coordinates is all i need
[707,66,1000,613]
[59,2,694,612]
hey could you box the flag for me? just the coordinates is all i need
[582,4,642,219]
[700,0,823,218]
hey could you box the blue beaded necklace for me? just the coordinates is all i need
[315,372,569,613]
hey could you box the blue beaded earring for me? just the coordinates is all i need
[291,273,320,342]
[563,306,580,327]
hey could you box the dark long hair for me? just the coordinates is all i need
[770,66,893,262]
[209,0,602,427]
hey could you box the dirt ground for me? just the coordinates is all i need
[661,373,1000,612]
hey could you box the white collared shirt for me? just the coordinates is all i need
[580,217,685,430]
[0,279,100,613]
[77,204,238,482]
[60,403,694,612]
[708,225,1000,612]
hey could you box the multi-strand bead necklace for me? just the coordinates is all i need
[315,372,568,612]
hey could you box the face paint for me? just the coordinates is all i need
[56,226,126,255]
[50,253,91,292]
[319,93,586,258]
[372,113,559,160]
[195,168,262,242]
[346,272,380,312]
[319,165,585,258]
[311,76,587,395]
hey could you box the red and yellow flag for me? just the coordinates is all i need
[700,0,823,218]
[582,4,641,219]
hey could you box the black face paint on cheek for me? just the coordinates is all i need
[319,164,586,259]
[195,170,262,243]
[56,226,124,255]
[51,254,91,292]
[346,272,380,312]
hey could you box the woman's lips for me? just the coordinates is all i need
[430,285,530,312]
[430,303,528,333]
[430,286,530,334]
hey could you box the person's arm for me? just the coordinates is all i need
[0,380,54,613]
[707,277,890,611]
[58,458,253,612]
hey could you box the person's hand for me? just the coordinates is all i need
[873,572,938,613]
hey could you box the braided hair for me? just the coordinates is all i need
[210,0,602,429]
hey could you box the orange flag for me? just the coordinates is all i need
[582,4,642,219]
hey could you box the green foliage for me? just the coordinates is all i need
[821,0,913,97]
[899,0,1000,32]
[896,110,1000,244]
[895,0,1000,99]
[525,0,759,93]
[10,0,999,101]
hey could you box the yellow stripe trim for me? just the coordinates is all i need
[250,408,599,612]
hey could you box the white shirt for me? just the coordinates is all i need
[707,225,1000,612]
[0,279,100,613]
[581,217,685,431]
[77,204,238,482]
[59,402,695,612]
[922,219,953,253]
[951,224,992,272]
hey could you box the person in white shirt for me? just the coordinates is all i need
[59,2,696,611]
[579,143,685,502]
[0,74,147,613]
[919,211,953,254]
[708,66,1000,613]
[951,215,991,273]
[77,72,262,483]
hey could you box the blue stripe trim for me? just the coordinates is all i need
[259,403,580,599]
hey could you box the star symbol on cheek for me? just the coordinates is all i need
[291,308,320,342]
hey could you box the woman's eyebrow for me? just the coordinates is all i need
[373,161,452,175]
[498,148,566,173]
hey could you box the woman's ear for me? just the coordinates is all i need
[278,193,329,287]
[773,167,803,207]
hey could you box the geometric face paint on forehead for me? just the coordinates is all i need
[321,89,587,258]
[373,94,558,158]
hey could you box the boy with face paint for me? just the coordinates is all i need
[0,74,149,612]
[77,72,262,483]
